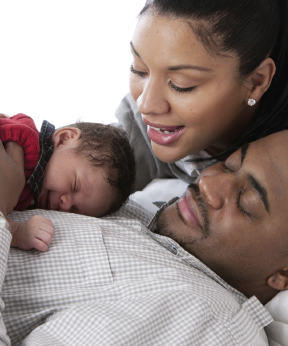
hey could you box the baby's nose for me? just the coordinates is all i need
[59,194,72,211]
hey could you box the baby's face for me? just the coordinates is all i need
[38,146,115,217]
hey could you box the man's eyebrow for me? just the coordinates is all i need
[247,174,270,213]
[241,142,270,213]
[130,42,141,59]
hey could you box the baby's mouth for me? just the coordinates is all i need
[44,191,51,210]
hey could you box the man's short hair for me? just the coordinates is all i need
[69,122,136,215]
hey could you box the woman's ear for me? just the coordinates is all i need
[52,127,82,149]
[247,57,276,102]
[267,268,288,291]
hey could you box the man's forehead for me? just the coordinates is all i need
[243,131,288,208]
[247,131,288,164]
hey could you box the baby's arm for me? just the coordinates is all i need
[8,216,55,252]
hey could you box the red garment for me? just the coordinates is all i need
[0,114,40,210]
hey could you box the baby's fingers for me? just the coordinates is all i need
[39,217,55,236]
[33,238,49,252]
[34,229,54,252]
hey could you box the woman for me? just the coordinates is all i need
[115,0,288,192]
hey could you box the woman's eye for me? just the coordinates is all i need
[168,80,196,93]
[130,65,147,78]
[221,161,234,173]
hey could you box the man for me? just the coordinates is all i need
[0,131,287,345]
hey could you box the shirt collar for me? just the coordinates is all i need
[27,120,55,201]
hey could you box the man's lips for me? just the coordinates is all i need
[142,117,185,146]
[178,189,202,228]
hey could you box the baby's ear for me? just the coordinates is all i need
[52,127,81,149]
[267,268,288,291]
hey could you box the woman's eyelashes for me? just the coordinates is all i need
[130,65,196,93]
[168,80,196,93]
[130,65,147,78]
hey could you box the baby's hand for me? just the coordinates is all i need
[11,216,55,251]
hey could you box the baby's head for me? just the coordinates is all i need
[38,122,136,217]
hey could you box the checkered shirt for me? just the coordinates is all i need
[0,200,272,345]
[27,120,55,201]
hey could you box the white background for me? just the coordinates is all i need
[0,0,144,129]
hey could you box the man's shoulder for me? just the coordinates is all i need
[103,199,153,226]
[7,208,270,345]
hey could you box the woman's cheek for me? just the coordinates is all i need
[129,76,142,102]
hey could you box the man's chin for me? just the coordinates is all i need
[155,208,187,248]
[155,205,201,254]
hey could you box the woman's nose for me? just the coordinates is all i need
[198,173,236,210]
[59,194,72,212]
[137,78,170,116]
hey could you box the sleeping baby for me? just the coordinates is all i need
[0,114,135,251]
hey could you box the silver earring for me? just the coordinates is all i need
[248,98,256,106]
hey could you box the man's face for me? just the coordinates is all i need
[156,131,288,288]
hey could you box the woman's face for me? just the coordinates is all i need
[130,13,256,162]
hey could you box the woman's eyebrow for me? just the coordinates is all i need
[130,42,141,59]
[167,65,211,72]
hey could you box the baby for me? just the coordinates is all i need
[0,114,136,251]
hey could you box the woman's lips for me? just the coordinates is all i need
[147,125,185,146]
[178,190,201,227]
[142,117,185,146]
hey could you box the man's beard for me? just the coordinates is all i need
[155,183,211,247]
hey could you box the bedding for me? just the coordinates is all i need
[130,178,187,215]
[265,291,288,346]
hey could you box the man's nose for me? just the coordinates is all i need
[59,194,73,212]
[137,78,170,116]
[198,173,236,210]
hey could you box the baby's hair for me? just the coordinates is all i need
[68,122,136,215]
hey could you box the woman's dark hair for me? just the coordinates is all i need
[140,0,288,161]
[69,122,136,215]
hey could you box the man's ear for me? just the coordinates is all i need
[267,269,288,291]
[52,127,81,149]
[246,57,276,103]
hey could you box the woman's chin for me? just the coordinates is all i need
[151,141,187,163]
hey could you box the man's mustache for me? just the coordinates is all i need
[188,183,211,238]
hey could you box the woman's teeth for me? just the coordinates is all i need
[150,126,179,134]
